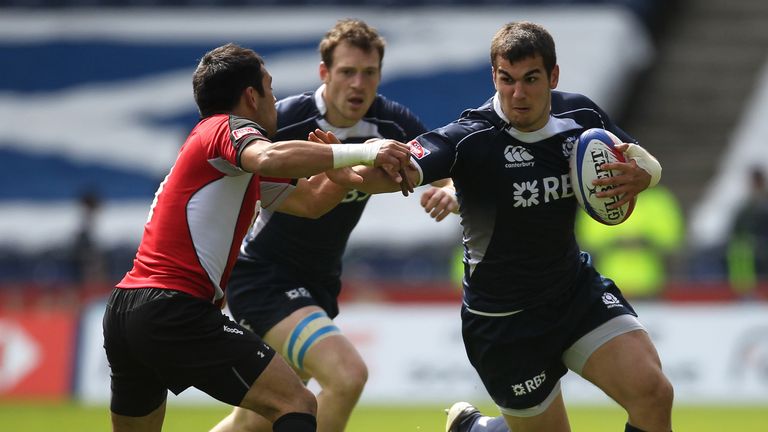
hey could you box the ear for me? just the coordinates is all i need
[319,61,330,83]
[549,64,560,89]
[491,66,498,91]
[243,86,259,111]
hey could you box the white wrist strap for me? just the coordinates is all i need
[331,142,382,168]
[625,143,662,187]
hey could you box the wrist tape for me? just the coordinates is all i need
[331,142,382,168]
[625,143,662,187]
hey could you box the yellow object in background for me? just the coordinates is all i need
[576,185,685,298]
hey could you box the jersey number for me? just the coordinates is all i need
[341,190,370,203]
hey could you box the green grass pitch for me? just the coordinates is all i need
[0,401,765,431]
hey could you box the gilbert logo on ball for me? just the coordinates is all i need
[569,128,635,225]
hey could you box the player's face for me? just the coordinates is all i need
[492,54,559,132]
[253,66,277,136]
[320,42,381,127]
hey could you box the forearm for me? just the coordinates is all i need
[241,140,334,178]
[333,166,413,194]
[276,174,349,218]
[241,140,383,178]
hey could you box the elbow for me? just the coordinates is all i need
[303,203,332,219]
[287,202,329,220]
[243,144,284,176]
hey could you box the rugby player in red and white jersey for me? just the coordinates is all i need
[102,43,412,432]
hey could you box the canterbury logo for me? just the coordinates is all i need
[504,146,535,168]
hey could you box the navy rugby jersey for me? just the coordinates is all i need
[412,91,635,313]
[239,85,426,285]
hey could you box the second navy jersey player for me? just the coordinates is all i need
[412,90,635,313]
[229,85,427,324]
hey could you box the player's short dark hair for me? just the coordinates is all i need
[193,43,266,118]
[319,19,386,69]
[491,21,556,76]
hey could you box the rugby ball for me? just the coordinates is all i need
[570,128,635,225]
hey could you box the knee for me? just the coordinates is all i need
[292,386,318,415]
[632,370,674,412]
[328,359,368,399]
[648,372,674,407]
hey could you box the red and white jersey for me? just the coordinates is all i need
[118,114,295,303]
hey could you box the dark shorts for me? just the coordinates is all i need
[226,257,341,336]
[102,287,276,417]
[461,253,638,412]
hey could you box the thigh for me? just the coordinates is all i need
[579,329,664,403]
[226,259,330,337]
[124,291,278,406]
[238,354,317,423]
[103,289,169,417]
[461,306,569,413]
[263,305,351,377]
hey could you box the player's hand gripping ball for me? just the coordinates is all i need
[569,128,636,225]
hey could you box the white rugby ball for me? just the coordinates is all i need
[570,128,635,225]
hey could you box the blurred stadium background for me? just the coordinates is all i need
[1,0,767,430]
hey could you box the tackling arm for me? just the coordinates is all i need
[274,174,350,219]
[240,137,411,179]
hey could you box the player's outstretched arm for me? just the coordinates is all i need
[240,135,411,180]
[308,129,418,195]
[275,174,351,219]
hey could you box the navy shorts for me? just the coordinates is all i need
[226,257,341,336]
[103,287,276,417]
[461,254,638,412]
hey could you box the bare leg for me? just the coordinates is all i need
[237,353,317,423]
[500,391,571,432]
[211,306,363,432]
[580,330,673,431]
[300,334,367,431]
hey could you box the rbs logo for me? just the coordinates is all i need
[511,370,547,396]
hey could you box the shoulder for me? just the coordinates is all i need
[447,98,501,139]
[276,92,319,126]
[369,94,416,118]
[194,114,268,141]
[551,91,636,141]
[550,91,609,125]
[367,94,428,136]
[227,115,269,139]
[421,109,498,150]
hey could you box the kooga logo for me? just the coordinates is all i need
[223,325,244,335]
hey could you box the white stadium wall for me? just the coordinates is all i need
[74,300,768,406]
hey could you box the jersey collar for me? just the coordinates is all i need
[492,92,581,143]
[314,84,328,116]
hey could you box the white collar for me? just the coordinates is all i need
[314,84,327,116]
[492,92,580,143]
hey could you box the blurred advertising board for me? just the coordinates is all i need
[75,300,768,405]
[0,309,77,399]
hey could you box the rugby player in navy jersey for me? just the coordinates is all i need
[210,19,458,432]
[101,43,413,432]
[315,21,672,432]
